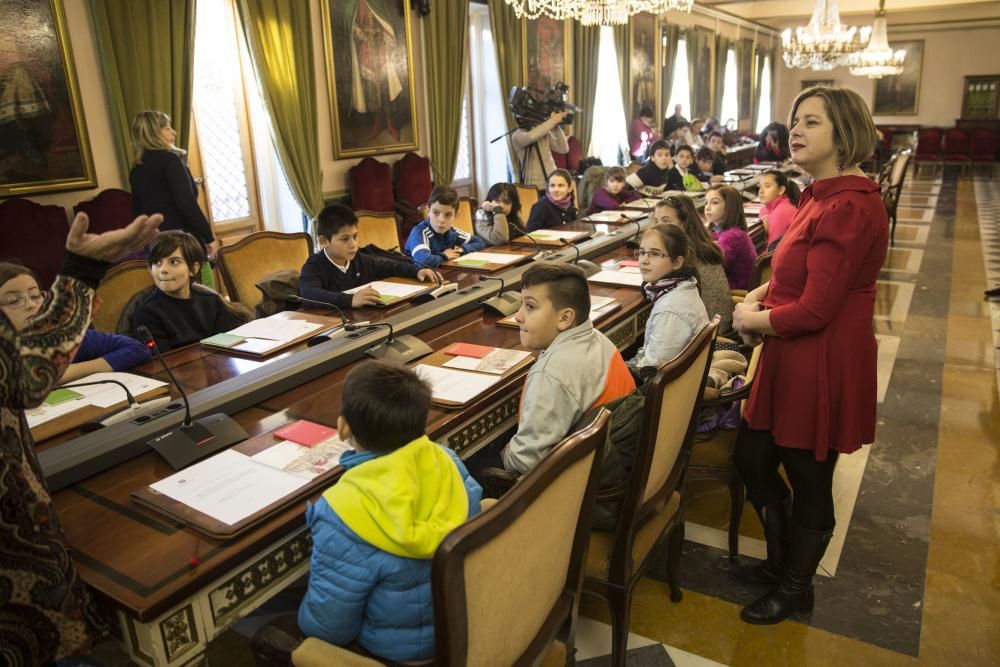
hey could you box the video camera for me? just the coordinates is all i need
[508,82,580,130]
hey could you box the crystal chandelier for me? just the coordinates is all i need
[847,0,906,78]
[504,1,694,27]
[782,0,870,71]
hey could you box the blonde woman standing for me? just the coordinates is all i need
[129,111,219,264]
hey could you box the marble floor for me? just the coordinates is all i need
[88,169,1000,666]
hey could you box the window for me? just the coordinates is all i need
[667,37,691,121]
[589,26,628,166]
[720,46,738,128]
[756,56,772,133]
[468,5,509,198]
[453,94,472,183]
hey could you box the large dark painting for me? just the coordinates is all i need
[691,28,714,119]
[523,16,568,94]
[629,13,658,121]
[873,40,923,115]
[322,0,419,158]
[0,0,95,197]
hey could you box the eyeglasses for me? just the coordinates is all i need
[0,292,46,309]
[634,249,669,260]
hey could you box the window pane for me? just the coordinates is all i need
[721,47,738,127]
[193,0,251,222]
[590,26,628,165]
[756,56,772,133]
[667,38,691,120]
[454,94,471,181]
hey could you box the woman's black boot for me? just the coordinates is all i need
[740,522,833,625]
[729,497,791,587]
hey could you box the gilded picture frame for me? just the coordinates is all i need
[872,40,924,116]
[0,0,96,198]
[523,16,571,96]
[629,13,659,122]
[321,0,420,159]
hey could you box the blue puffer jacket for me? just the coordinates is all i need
[298,436,482,662]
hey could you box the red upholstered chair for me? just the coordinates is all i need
[566,135,583,174]
[349,157,394,214]
[913,128,942,177]
[73,188,134,235]
[552,150,568,170]
[941,128,972,175]
[878,127,894,154]
[0,198,69,289]
[970,127,996,179]
[392,152,432,225]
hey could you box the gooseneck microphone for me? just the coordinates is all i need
[509,220,550,261]
[62,379,137,407]
[478,275,522,317]
[137,326,247,469]
[286,294,362,347]
[354,320,433,364]
[559,238,601,277]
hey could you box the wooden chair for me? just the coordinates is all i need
[513,183,539,215]
[885,149,911,246]
[0,197,68,289]
[685,342,764,562]
[93,260,154,333]
[216,231,313,306]
[970,127,996,179]
[355,210,401,252]
[455,197,476,235]
[730,251,772,305]
[291,409,612,667]
[393,151,434,224]
[349,157,395,213]
[912,128,942,178]
[941,127,972,176]
[583,318,719,667]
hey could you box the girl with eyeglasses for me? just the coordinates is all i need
[0,262,152,383]
[628,224,708,370]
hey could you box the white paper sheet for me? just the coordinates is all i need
[232,338,284,355]
[589,295,616,319]
[228,318,324,342]
[626,197,663,209]
[586,210,645,222]
[251,437,352,479]
[343,281,428,298]
[63,372,169,408]
[414,364,502,403]
[443,349,531,374]
[587,270,644,287]
[25,397,90,428]
[149,450,307,525]
[453,251,526,265]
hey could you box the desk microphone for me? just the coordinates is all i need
[386,247,458,302]
[616,218,643,249]
[478,275,522,316]
[137,326,247,470]
[286,295,359,347]
[559,238,601,277]
[352,320,433,364]
[510,220,550,261]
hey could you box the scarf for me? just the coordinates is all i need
[642,272,694,304]
[546,191,573,210]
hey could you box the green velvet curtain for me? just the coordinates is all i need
[685,29,700,116]
[661,24,679,121]
[488,0,523,173]
[751,45,767,132]
[237,0,323,219]
[573,23,601,157]
[91,0,195,185]
[425,2,469,183]
[714,36,730,121]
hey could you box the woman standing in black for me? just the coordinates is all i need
[129,111,219,266]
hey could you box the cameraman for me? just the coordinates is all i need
[511,109,570,191]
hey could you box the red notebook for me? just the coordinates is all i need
[444,343,495,358]
[274,420,336,448]
[619,259,640,268]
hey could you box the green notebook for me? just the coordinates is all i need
[202,332,246,347]
[456,258,489,267]
[45,388,83,406]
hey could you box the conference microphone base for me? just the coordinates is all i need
[412,282,459,304]
[364,334,433,363]
[148,413,249,470]
[482,291,522,317]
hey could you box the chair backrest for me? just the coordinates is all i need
[579,165,608,213]
[513,183,539,215]
[432,410,611,667]
[748,223,767,254]
[350,157,394,213]
[748,251,773,290]
[93,260,154,333]
[626,161,642,175]
[72,189,134,236]
[455,197,476,235]
[970,127,997,158]
[890,150,911,188]
[355,210,401,251]
[566,136,583,174]
[552,150,568,170]
[942,128,970,155]
[915,128,942,156]
[0,198,68,289]
[606,318,718,573]
[216,231,314,305]
[393,152,433,223]
[739,344,765,417]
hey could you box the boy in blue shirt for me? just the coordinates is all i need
[403,185,484,267]
[298,360,482,662]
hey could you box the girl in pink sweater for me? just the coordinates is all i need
[705,185,757,291]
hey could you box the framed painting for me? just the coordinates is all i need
[873,40,923,115]
[321,0,420,159]
[523,16,570,95]
[629,13,658,121]
[0,0,95,198]
[691,28,715,119]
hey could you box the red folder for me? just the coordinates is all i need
[444,343,495,358]
[274,420,336,448]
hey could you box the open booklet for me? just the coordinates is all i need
[27,372,169,430]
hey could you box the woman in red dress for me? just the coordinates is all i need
[730,86,888,625]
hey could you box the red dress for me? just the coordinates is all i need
[745,176,888,461]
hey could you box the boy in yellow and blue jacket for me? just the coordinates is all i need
[298,360,482,662]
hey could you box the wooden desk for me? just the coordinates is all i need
[42,244,649,667]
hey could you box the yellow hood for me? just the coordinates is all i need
[324,435,470,559]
